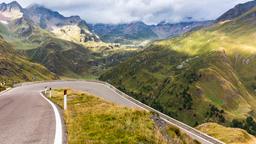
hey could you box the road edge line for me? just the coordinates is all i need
[40,92,63,144]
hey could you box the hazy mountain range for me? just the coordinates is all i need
[89,20,213,44]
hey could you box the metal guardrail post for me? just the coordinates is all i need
[64,89,67,110]
[44,86,48,95]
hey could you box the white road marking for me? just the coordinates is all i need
[40,92,63,144]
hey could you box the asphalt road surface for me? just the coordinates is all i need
[0,81,224,144]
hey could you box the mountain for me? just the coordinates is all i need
[0,1,100,43]
[217,0,256,22]
[100,0,256,135]
[24,4,100,42]
[0,35,57,87]
[89,21,158,44]
[151,21,213,39]
[89,21,212,44]
[0,1,107,78]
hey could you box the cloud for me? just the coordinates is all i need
[2,0,250,24]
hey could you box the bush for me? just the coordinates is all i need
[231,116,256,136]
[151,100,164,112]
[206,104,226,123]
[231,119,243,128]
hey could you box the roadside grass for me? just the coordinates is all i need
[0,86,5,92]
[50,89,167,144]
[197,123,256,144]
[165,125,200,144]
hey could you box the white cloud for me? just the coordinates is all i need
[1,0,250,24]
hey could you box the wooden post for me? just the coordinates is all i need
[64,89,67,110]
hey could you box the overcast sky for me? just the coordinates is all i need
[2,0,250,24]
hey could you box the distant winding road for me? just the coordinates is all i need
[0,81,224,144]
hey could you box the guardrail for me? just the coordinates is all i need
[103,82,224,144]
[13,80,224,144]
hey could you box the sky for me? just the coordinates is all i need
[1,0,250,24]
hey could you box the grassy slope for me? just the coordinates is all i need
[50,89,166,144]
[100,8,256,127]
[49,89,200,144]
[26,38,93,76]
[0,36,57,87]
[197,123,256,144]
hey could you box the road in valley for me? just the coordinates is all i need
[0,81,224,144]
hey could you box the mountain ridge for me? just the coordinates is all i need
[89,20,213,44]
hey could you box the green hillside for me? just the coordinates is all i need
[100,4,256,134]
[0,35,57,87]
[26,38,92,77]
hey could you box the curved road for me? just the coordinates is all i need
[0,81,223,144]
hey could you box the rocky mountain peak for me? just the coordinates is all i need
[0,1,23,11]
[0,1,23,21]
[24,4,89,28]
[129,21,147,26]
[9,1,21,7]
[25,4,65,20]
[68,15,81,21]
[0,1,22,11]
[157,21,169,26]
